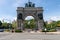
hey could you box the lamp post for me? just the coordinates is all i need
[9,24,11,31]
[45,28,47,34]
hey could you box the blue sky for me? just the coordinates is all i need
[0,0,60,22]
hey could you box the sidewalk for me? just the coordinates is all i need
[0,31,60,35]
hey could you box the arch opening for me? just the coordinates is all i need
[25,16,34,20]
[24,16,36,31]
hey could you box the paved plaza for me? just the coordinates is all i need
[0,32,60,40]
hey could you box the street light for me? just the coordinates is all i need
[9,24,11,29]
[44,28,47,34]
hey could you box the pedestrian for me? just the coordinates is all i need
[12,28,15,33]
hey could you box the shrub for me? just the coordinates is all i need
[49,29,56,32]
[42,30,48,32]
[15,30,23,33]
[42,29,56,32]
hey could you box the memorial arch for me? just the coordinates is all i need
[16,1,44,31]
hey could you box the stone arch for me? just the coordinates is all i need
[23,14,37,21]
[17,7,44,31]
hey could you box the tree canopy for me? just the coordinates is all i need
[24,19,36,29]
[0,21,2,26]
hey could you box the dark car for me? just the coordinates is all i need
[0,29,4,32]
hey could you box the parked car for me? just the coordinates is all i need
[0,29,4,32]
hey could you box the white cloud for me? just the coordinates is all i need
[0,15,17,23]
[13,17,17,21]
[44,16,60,21]
[50,16,60,21]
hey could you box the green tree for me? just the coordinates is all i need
[12,20,17,29]
[24,20,29,29]
[46,21,57,32]
[0,21,2,27]
[24,19,36,29]
[30,19,36,29]
[2,22,9,29]
[56,20,60,27]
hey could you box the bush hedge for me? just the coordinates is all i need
[15,30,23,33]
[42,29,48,32]
[49,29,56,32]
[42,29,56,32]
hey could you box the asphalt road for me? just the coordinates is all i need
[0,32,60,40]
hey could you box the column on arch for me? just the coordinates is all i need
[17,20,24,30]
[37,20,44,31]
